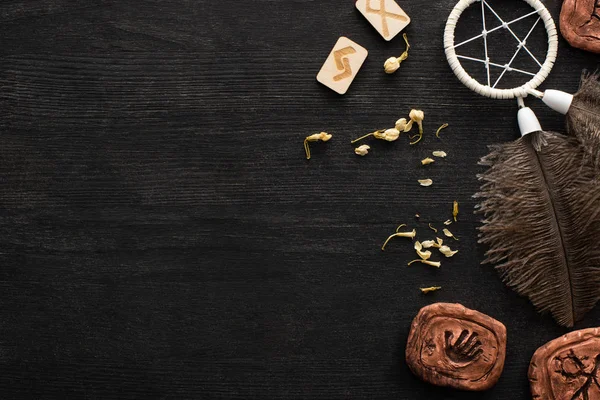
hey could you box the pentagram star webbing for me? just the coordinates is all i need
[453,0,544,88]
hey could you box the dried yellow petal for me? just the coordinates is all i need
[443,228,459,241]
[381,229,416,251]
[414,241,432,260]
[421,157,435,165]
[428,223,438,233]
[439,245,459,257]
[395,118,408,131]
[421,240,437,248]
[418,179,433,187]
[420,286,442,294]
[354,144,370,156]
[432,151,447,158]
[453,200,459,222]
[443,219,452,226]
[408,259,441,268]
[436,237,444,246]
[435,123,449,138]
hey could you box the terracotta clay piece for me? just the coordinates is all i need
[529,328,600,399]
[561,0,600,53]
[405,303,507,391]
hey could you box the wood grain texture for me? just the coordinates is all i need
[0,0,600,399]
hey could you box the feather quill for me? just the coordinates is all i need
[475,130,600,327]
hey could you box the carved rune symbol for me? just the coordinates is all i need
[332,47,356,81]
[554,350,600,400]
[366,0,409,38]
[444,330,483,364]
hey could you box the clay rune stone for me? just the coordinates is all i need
[561,0,600,53]
[529,327,600,400]
[405,303,507,391]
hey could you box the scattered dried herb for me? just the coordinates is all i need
[418,179,433,187]
[355,144,370,156]
[453,200,459,222]
[351,128,400,144]
[415,241,432,260]
[383,33,410,74]
[443,219,452,226]
[443,228,459,241]
[381,229,416,251]
[420,286,442,294]
[439,245,458,257]
[408,259,441,268]
[304,132,332,160]
[421,157,435,165]
[432,150,447,158]
[428,223,438,233]
[435,123,449,138]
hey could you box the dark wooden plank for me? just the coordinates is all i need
[1,0,600,398]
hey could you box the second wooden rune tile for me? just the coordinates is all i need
[356,0,410,41]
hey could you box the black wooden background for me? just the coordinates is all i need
[1,0,600,399]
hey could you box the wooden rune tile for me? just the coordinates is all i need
[405,303,507,391]
[355,0,410,41]
[316,37,368,95]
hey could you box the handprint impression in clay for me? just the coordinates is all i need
[444,330,484,365]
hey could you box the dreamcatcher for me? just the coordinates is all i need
[444,0,600,327]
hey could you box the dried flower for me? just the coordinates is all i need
[415,241,432,260]
[421,240,437,248]
[351,128,400,144]
[421,157,435,165]
[439,245,458,257]
[443,228,459,241]
[435,123,449,138]
[384,57,400,74]
[420,286,442,294]
[304,132,332,160]
[408,109,425,144]
[378,128,400,142]
[395,118,408,131]
[355,144,370,156]
[443,219,452,226]
[408,259,441,268]
[453,200,459,222]
[418,179,433,187]
[432,150,447,158]
[381,229,416,251]
[428,223,438,233]
[436,237,444,246]
[383,33,410,74]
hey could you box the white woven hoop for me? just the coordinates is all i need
[444,0,557,99]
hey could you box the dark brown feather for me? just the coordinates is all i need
[567,71,600,168]
[475,130,600,327]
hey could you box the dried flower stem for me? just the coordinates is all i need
[351,131,378,144]
[395,224,407,233]
[381,229,416,251]
[420,286,442,294]
[435,123,449,138]
[453,200,459,222]
[428,223,438,233]
[408,259,441,268]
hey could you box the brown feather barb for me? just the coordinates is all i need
[475,130,600,327]
[566,72,600,167]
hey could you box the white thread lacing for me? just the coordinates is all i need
[444,0,557,99]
